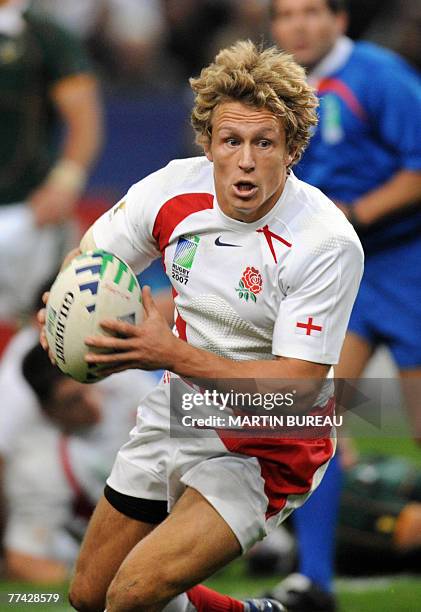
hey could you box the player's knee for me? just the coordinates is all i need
[106,582,158,611]
[68,581,104,612]
[106,584,145,612]
[106,569,180,612]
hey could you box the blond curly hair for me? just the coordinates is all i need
[190,40,318,166]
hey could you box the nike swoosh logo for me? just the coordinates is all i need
[215,236,242,247]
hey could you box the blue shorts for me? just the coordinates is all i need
[348,238,421,368]
[138,259,170,293]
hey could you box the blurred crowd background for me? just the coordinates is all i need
[33,0,421,89]
[0,0,421,601]
[31,0,421,195]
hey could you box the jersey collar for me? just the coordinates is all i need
[308,36,354,87]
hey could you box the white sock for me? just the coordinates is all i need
[162,593,197,611]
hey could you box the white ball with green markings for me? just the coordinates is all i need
[45,250,143,383]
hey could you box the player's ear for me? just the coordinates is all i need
[203,141,213,162]
[336,10,349,36]
[284,149,295,167]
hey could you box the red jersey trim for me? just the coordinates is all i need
[172,287,187,342]
[152,192,214,253]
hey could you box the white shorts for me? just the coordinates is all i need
[107,375,334,552]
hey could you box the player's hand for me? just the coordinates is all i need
[38,291,57,365]
[38,249,81,362]
[38,291,56,362]
[29,183,78,226]
[84,286,178,374]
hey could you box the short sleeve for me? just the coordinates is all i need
[272,234,363,364]
[91,176,162,274]
[27,13,93,85]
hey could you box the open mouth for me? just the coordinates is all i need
[233,181,258,198]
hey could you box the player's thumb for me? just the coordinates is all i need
[142,285,157,317]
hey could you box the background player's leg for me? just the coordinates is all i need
[69,495,156,612]
[294,332,373,584]
[400,368,421,444]
[292,453,342,592]
[106,487,242,612]
[271,332,374,609]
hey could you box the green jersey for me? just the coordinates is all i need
[0,11,92,204]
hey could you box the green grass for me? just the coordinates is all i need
[2,567,421,611]
[0,582,71,611]
[357,437,421,465]
[204,560,421,611]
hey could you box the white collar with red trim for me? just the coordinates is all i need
[308,36,354,88]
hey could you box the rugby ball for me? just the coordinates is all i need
[45,250,143,383]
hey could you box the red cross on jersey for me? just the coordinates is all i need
[296,317,323,336]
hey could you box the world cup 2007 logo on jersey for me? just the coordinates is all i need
[172,235,200,285]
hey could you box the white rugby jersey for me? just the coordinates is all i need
[92,157,363,365]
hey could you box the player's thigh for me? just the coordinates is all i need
[106,486,242,611]
[70,494,155,611]
[400,367,421,443]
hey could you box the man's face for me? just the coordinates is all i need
[47,378,102,433]
[205,101,291,223]
[271,0,347,69]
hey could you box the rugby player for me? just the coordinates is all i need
[40,40,363,612]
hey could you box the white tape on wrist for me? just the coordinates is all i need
[47,159,87,194]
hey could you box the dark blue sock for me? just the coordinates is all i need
[292,453,342,593]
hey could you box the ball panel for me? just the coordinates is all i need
[45,250,143,383]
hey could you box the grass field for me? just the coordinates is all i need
[1,568,421,611]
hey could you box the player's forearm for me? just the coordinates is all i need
[46,77,103,196]
[55,77,103,170]
[352,170,421,225]
[170,336,326,383]
[59,108,103,174]
[168,339,327,408]
[171,338,264,379]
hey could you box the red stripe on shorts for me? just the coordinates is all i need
[218,398,335,518]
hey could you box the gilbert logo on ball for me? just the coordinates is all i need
[46,250,143,383]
